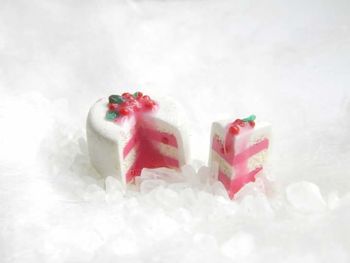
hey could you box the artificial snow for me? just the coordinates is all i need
[1,0,350,262]
[286,181,327,213]
[0,93,349,263]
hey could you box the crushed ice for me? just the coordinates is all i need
[0,91,350,263]
[1,93,350,262]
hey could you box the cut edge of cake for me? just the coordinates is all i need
[86,96,190,184]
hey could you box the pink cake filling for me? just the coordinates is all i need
[218,167,262,198]
[212,136,269,166]
[212,134,269,198]
[124,117,180,183]
[106,92,181,183]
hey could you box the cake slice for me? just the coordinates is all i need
[209,115,271,199]
[87,92,189,184]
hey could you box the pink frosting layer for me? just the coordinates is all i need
[218,167,262,199]
[212,136,269,166]
[123,127,178,159]
[143,128,178,148]
[122,118,180,183]
[123,132,139,159]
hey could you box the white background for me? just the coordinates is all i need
[0,0,350,262]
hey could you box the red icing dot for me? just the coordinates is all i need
[229,125,240,135]
[239,120,245,126]
[249,121,255,128]
[119,107,130,116]
[108,103,118,111]
[122,92,133,99]
[144,100,155,109]
[134,92,143,99]
[125,99,137,107]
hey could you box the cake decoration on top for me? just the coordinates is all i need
[224,114,256,153]
[105,92,158,122]
[227,114,256,135]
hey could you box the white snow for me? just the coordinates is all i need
[1,0,350,262]
[286,181,327,213]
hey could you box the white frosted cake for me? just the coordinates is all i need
[209,115,271,198]
[87,92,189,184]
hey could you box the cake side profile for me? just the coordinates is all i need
[87,92,189,184]
[209,115,271,199]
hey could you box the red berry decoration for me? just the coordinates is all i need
[122,92,133,99]
[249,121,255,128]
[106,92,158,121]
[108,103,118,111]
[233,119,244,126]
[227,115,256,138]
[144,100,156,109]
[133,91,143,99]
[229,125,240,135]
[233,119,245,127]
[126,99,136,107]
[119,107,130,116]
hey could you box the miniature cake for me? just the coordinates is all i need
[87,92,189,184]
[209,115,271,199]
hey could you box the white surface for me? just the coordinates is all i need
[0,0,350,262]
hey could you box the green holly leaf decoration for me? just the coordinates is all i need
[242,114,256,122]
[106,111,118,121]
[109,95,124,104]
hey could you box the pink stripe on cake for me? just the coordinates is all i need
[123,133,139,159]
[218,170,231,191]
[233,139,269,165]
[212,137,269,166]
[144,129,178,148]
[161,155,180,168]
[125,163,141,183]
[126,164,140,183]
[125,155,180,183]
[218,167,263,198]
[211,136,234,164]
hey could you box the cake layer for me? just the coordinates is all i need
[143,128,178,148]
[210,120,271,155]
[211,146,268,180]
[218,167,263,198]
[126,154,180,183]
[122,145,137,174]
[151,142,179,161]
[122,119,181,182]
[210,150,234,177]
[211,134,269,166]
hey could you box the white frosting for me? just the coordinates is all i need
[208,119,271,179]
[86,95,190,184]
